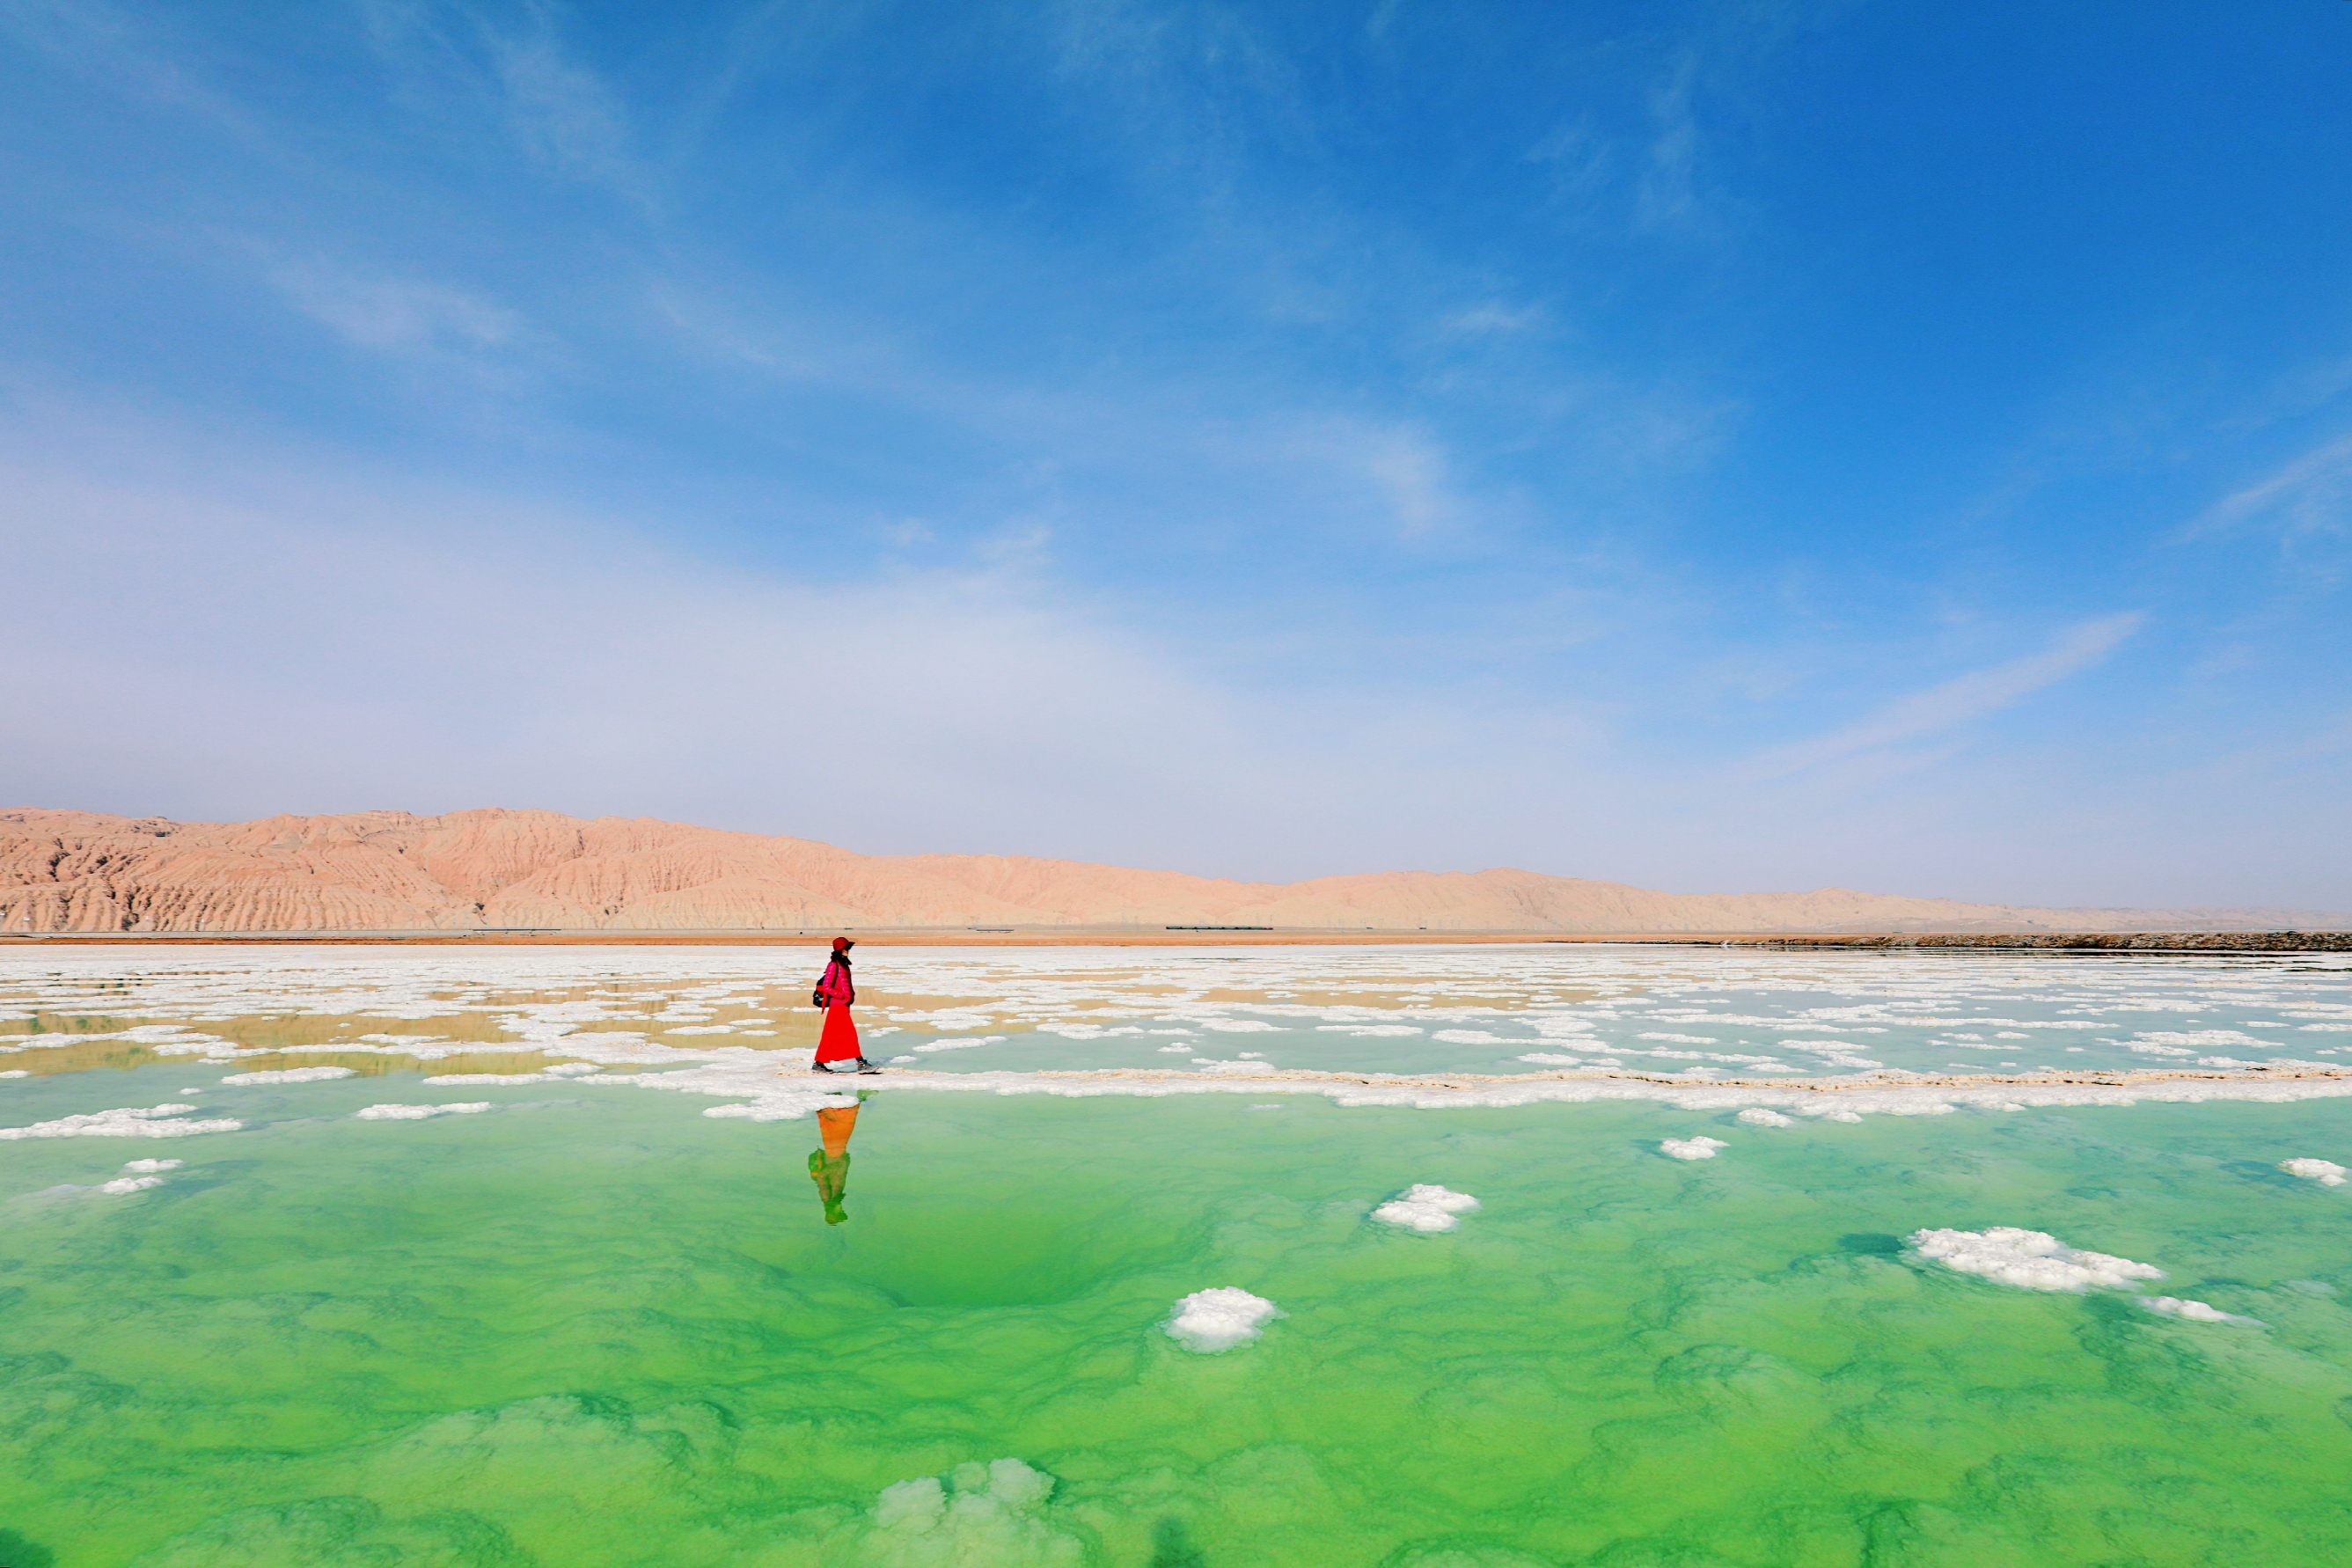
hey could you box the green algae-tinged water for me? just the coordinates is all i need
[7,1067,2352,1567]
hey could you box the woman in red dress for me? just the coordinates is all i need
[810,937,876,1073]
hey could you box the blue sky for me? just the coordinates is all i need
[4,0,2348,909]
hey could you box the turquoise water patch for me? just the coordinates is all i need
[7,1056,2352,1566]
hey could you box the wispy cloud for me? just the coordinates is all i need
[361,0,655,207]
[267,257,520,356]
[1635,55,1703,231]
[2186,430,2352,541]
[1745,613,2145,780]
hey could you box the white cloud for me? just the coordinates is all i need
[2187,430,2352,540]
[1746,614,2144,780]
[268,258,519,355]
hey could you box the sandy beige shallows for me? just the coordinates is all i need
[5,807,2341,935]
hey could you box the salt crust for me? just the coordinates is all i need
[350,1102,494,1120]
[0,1103,244,1139]
[97,1175,164,1193]
[869,1459,1076,1566]
[0,1069,26,1078]
[1736,1107,1795,1127]
[2142,1295,2262,1326]
[1909,1227,2164,1291]
[2281,1157,2347,1186]
[1165,1287,1280,1352]
[1372,1183,1482,1232]
[1660,1136,1727,1161]
[123,1157,182,1172]
[218,1066,356,1085]
[5,947,2350,1128]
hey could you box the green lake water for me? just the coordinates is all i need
[6,1066,2352,1567]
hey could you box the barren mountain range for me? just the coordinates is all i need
[1,807,2341,935]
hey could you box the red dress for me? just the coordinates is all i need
[813,956,861,1063]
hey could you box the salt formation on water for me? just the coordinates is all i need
[1165,1287,1280,1352]
[1909,1227,2165,1291]
[1736,1107,1795,1126]
[352,1102,495,1121]
[2142,1295,2262,1326]
[2280,1157,2347,1186]
[1372,1184,1482,1232]
[219,1066,355,1085]
[1660,1136,1727,1161]
[868,1459,1081,1568]
[0,1103,244,1139]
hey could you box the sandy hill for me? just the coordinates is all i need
[0,807,2340,934]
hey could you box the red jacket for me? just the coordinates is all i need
[815,956,855,1007]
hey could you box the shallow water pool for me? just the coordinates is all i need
[5,948,2352,1565]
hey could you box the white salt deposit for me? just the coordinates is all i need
[1,1104,244,1139]
[0,1069,27,1079]
[218,1066,357,1085]
[911,1036,1006,1053]
[97,1175,165,1194]
[1660,1136,1727,1161]
[350,1102,495,1120]
[1164,1286,1280,1352]
[1736,1107,1795,1127]
[122,1158,182,1173]
[2280,1157,2347,1186]
[868,1459,1075,1566]
[1372,1183,1482,1232]
[2141,1295,2261,1326]
[1909,1227,2165,1291]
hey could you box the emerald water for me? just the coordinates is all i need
[6,946,2352,1566]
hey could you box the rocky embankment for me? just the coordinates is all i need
[4,806,2346,936]
[1733,932,2352,953]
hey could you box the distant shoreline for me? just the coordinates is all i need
[4,928,2348,951]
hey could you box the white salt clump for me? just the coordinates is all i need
[350,1102,495,1120]
[912,1037,1006,1053]
[1,1104,244,1139]
[98,1175,165,1194]
[1372,1183,1482,1232]
[541,1062,604,1076]
[1164,1286,1280,1352]
[0,1069,27,1079]
[2141,1295,2261,1326]
[1736,1108,1795,1127]
[868,1458,1077,1567]
[123,1158,182,1173]
[1909,1227,2165,1291]
[1660,1136,1727,1161]
[219,1066,356,1086]
[2281,1158,2347,1186]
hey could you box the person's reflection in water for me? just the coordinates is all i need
[808,1095,868,1225]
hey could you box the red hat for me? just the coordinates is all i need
[832,936,852,951]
